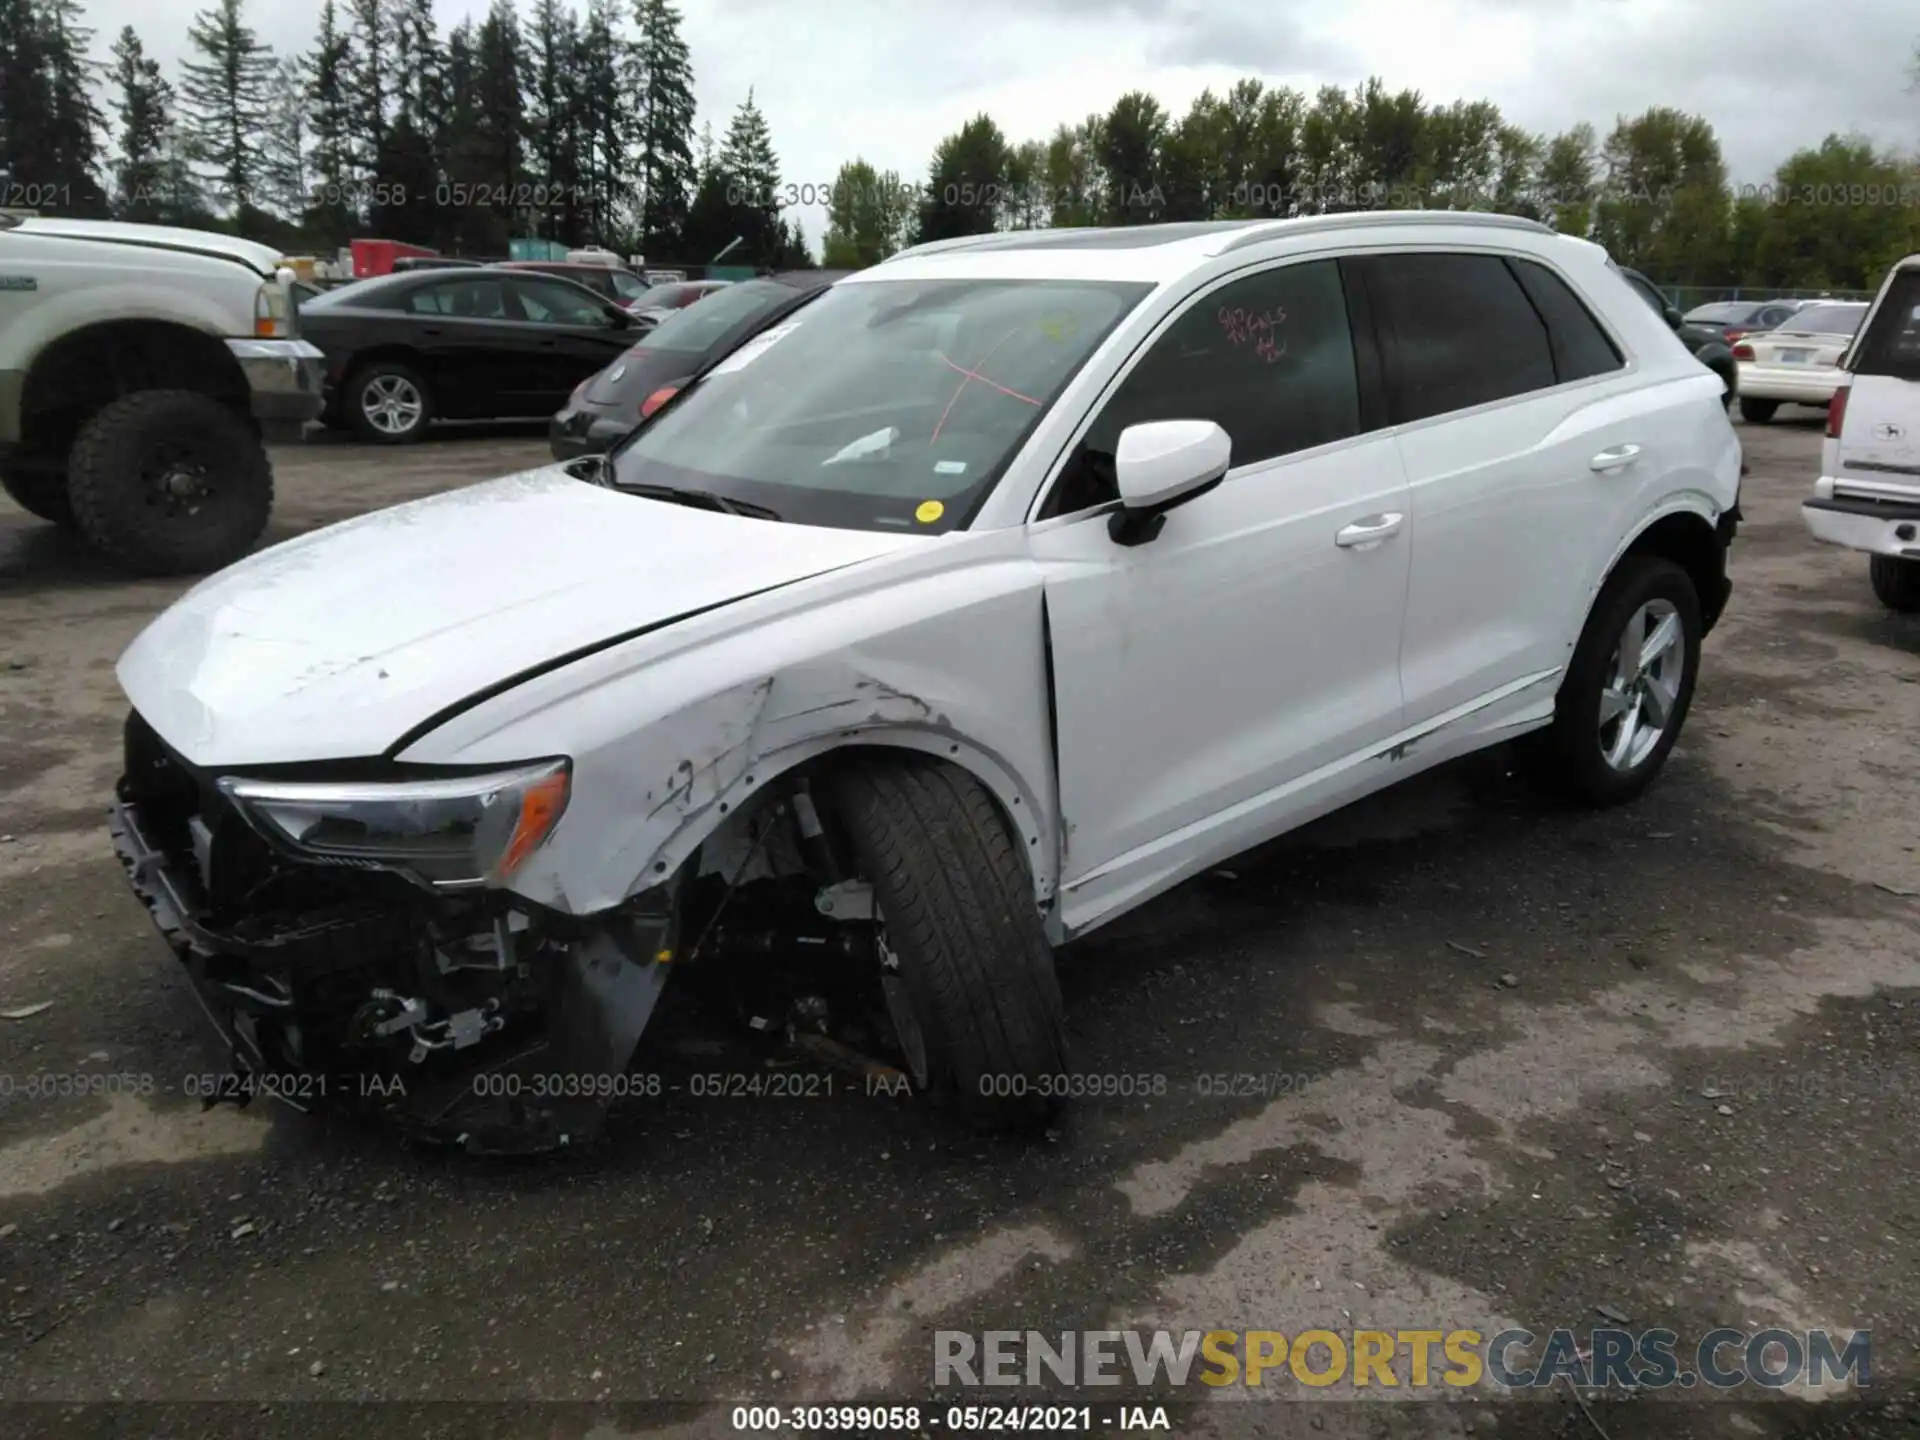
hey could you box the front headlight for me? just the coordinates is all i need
[218,760,571,889]
[255,280,294,338]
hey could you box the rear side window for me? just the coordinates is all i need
[1363,253,1558,423]
[1506,259,1623,382]
[1851,271,1920,379]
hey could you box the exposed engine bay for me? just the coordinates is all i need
[109,710,917,1153]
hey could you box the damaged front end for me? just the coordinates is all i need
[109,711,677,1154]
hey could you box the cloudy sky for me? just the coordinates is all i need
[79,0,1920,254]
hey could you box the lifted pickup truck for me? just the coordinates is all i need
[0,216,324,574]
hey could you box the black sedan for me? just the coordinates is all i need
[299,267,639,443]
[549,270,847,461]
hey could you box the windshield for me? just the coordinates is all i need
[637,279,793,353]
[1778,303,1867,336]
[610,271,649,301]
[608,276,1152,533]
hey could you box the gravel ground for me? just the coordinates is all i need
[0,410,1915,1440]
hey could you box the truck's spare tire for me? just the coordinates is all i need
[826,756,1068,1131]
[66,391,274,576]
[1,469,75,526]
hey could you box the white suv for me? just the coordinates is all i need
[108,213,1742,1152]
[1802,254,1920,611]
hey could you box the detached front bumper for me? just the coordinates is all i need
[225,338,326,442]
[109,781,679,1154]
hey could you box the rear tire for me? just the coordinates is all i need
[1869,554,1920,613]
[345,360,433,444]
[66,391,274,577]
[1527,556,1702,807]
[1,468,75,526]
[1739,397,1778,424]
[826,757,1067,1132]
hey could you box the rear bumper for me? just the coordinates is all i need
[226,338,326,441]
[1802,491,1920,559]
[1737,365,1842,405]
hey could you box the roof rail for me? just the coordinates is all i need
[1215,209,1558,255]
[879,231,1054,264]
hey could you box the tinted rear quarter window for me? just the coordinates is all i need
[1507,259,1624,382]
[1364,252,1558,423]
[1852,272,1920,379]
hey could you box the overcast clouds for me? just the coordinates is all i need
[75,0,1920,253]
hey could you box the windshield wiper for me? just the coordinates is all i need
[614,480,782,521]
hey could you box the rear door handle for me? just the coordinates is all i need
[1590,443,1643,472]
[1334,512,1405,549]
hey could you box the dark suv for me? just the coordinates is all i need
[1617,267,1737,401]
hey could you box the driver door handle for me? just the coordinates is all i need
[1335,512,1405,549]
[1590,443,1643,472]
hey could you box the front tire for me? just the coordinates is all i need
[346,360,432,444]
[66,391,274,576]
[1739,397,1778,424]
[1,468,75,526]
[1529,556,1702,807]
[826,757,1067,1132]
[1869,554,1920,613]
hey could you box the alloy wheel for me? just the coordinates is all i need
[1598,598,1685,772]
[362,375,424,436]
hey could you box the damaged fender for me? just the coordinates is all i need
[395,546,1063,925]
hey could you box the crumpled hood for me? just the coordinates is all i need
[118,466,922,766]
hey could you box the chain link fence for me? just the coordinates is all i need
[1660,284,1875,309]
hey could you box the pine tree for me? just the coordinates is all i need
[391,0,443,136]
[0,0,53,194]
[157,115,213,226]
[39,0,107,212]
[383,0,444,245]
[469,0,526,244]
[259,55,309,222]
[303,0,356,244]
[526,0,584,242]
[631,0,696,258]
[109,26,173,220]
[179,0,276,213]
[437,18,485,251]
[719,88,783,264]
[345,0,389,185]
[574,0,629,246]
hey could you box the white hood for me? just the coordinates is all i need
[13,217,285,276]
[118,467,922,766]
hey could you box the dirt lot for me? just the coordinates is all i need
[0,412,1916,1440]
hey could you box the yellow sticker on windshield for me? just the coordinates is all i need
[915,499,945,524]
[1039,313,1079,343]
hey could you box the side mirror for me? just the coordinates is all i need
[608,308,633,329]
[1662,305,1685,332]
[1108,420,1231,547]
